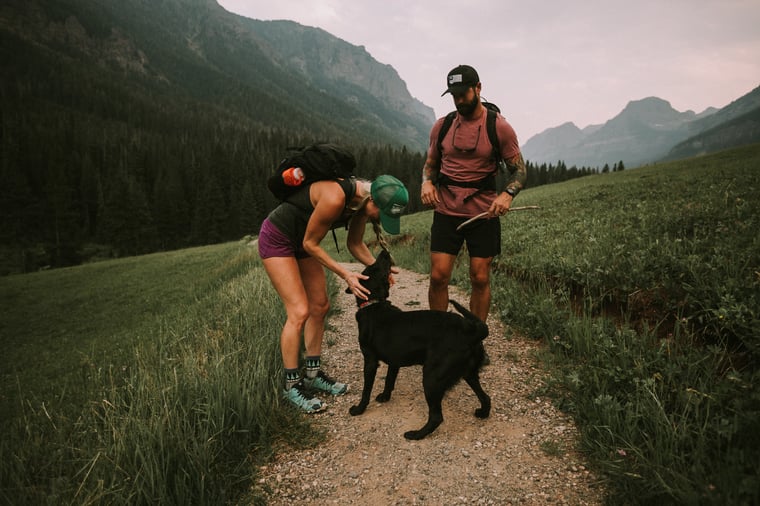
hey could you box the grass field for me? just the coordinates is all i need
[1,244,248,420]
[1,144,758,504]
[0,242,313,504]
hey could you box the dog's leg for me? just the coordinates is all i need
[376,365,399,403]
[404,390,444,440]
[349,355,379,416]
[464,371,491,419]
[403,373,445,440]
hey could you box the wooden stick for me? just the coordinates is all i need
[455,206,541,231]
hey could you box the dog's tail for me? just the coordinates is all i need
[449,300,488,341]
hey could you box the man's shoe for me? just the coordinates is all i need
[283,379,325,413]
[304,370,348,396]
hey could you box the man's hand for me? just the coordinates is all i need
[488,191,513,217]
[420,180,439,207]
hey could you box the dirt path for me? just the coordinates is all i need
[253,264,606,504]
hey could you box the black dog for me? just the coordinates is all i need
[347,249,491,440]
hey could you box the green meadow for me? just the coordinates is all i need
[1,144,759,504]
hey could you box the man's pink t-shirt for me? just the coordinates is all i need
[427,107,520,217]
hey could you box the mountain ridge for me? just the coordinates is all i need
[1,0,435,150]
[522,87,760,168]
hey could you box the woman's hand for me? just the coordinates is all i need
[345,271,370,300]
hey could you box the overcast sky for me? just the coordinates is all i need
[217,0,760,142]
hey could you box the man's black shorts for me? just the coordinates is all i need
[430,212,501,258]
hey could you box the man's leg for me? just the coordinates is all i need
[465,217,500,366]
[429,212,464,312]
[429,252,457,311]
[465,216,501,322]
[469,256,494,322]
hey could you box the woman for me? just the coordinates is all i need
[258,174,408,412]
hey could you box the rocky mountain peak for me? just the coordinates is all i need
[613,97,695,129]
[522,86,760,168]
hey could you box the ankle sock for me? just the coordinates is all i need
[284,368,301,390]
[305,356,320,379]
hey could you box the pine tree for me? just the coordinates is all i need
[152,163,190,250]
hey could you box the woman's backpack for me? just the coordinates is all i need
[267,143,356,201]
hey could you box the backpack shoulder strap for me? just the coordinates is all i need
[485,107,500,164]
[436,111,457,163]
[329,178,356,253]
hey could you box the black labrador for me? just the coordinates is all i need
[347,249,491,440]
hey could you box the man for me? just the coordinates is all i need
[420,64,527,332]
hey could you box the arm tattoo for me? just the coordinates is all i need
[421,158,439,184]
[504,152,527,192]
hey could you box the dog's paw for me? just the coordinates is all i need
[475,407,490,419]
[403,429,427,440]
[375,392,391,403]
[349,405,366,416]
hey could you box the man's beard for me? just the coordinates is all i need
[456,96,479,116]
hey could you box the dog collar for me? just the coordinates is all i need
[358,299,382,310]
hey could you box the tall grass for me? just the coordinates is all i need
[0,242,308,504]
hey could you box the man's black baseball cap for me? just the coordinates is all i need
[441,65,480,96]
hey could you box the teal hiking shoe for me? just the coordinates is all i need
[304,370,348,396]
[283,379,325,413]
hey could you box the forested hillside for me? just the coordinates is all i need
[0,0,597,274]
[0,0,431,273]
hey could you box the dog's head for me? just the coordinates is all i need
[347,249,394,305]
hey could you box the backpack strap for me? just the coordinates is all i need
[328,178,357,253]
[436,111,457,163]
[484,107,500,165]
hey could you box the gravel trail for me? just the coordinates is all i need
[253,264,606,504]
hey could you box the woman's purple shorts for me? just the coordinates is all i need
[258,218,310,259]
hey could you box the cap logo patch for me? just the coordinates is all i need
[448,74,463,85]
[389,203,405,215]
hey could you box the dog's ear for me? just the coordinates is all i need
[376,251,394,277]
[379,248,397,266]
